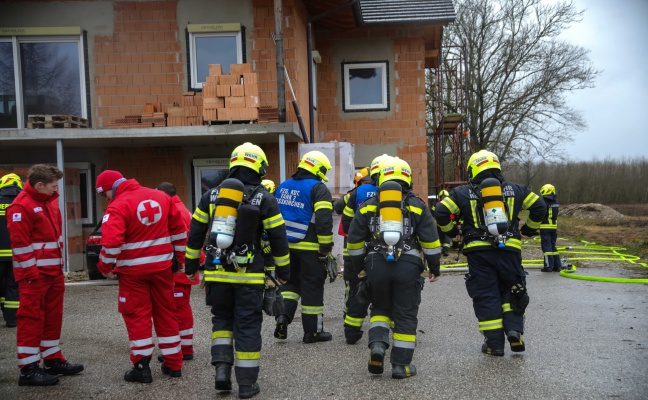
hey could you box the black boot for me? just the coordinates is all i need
[18,363,59,386]
[368,342,386,374]
[43,359,84,375]
[124,356,153,383]
[303,331,332,343]
[507,330,525,352]
[215,363,232,391]
[391,364,417,379]
[274,315,288,339]
[161,362,182,377]
[238,382,260,399]
[481,341,505,357]
[345,328,364,345]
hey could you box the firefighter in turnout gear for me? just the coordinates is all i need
[1,173,22,328]
[261,179,277,277]
[275,150,334,344]
[96,170,187,382]
[8,165,84,386]
[184,143,290,399]
[347,157,442,379]
[434,150,546,356]
[431,190,452,257]
[539,184,562,272]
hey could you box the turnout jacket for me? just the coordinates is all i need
[7,182,64,282]
[540,195,559,230]
[276,169,333,253]
[347,187,442,276]
[186,176,291,282]
[434,175,545,254]
[341,182,377,235]
[0,185,21,261]
[97,179,187,275]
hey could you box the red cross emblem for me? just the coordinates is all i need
[137,200,162,226]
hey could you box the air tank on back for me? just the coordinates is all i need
[378,180,403,261]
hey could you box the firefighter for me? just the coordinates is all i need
[434,150,546,356]
[261,179,277,278]
[431,190,452,256]
[95,170,186,382]
[184,143,290,399]
[335,156,385,344]
[7,165,84,386]
[347,156,441,379]
[155,182,200,362]
[539,184,562,272]
[1,173,22,328]
[274,150,334,344]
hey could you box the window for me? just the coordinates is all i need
[192,158,230,208]
[188,23,243,90]
[68,162,95,226]
[312,50,321,109]
[0,27,87,128]
[342,61,389,112]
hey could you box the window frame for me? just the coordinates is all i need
[0,29,88,128]
[192,158,230,209]
[188,28,243,90]
[67,162,95,226]
[342,61,389,112]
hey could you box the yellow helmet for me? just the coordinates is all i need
[540,184,556,196]
[0,173,23,190]
[370,154,389,178]
[298,151,332,182]
[439,189,450,199]
[261,179,276,194]
[466,150,500,180]
[378,157,412,187]
[354,167,370,187]
[229,142,268,176]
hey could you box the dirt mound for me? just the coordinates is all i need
[560,203,626,219]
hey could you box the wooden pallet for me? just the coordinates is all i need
[205,119,257,125]
[27,114,88,129]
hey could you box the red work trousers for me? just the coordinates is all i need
[172,283,194,356]
[117,269,182,370]
[16,273,65,368]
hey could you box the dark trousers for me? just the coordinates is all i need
[465,250,526,349]
[366,254,423,366]
[343,256,369,339]
[540,230,561,269]
[0,260,19,323]
[279,249,327,334]
[208,282,263,385]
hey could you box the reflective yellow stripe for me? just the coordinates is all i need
[504,238,522,250]
[4,300,19,309]
[314,201,332,212]
[440,197,459,214]
[343,206,355,218]
[470,199,479,229]
[370,315,393,325]
[318,235,333,245]
[302,305,323,315]
[186,246,201,259]
[236,351,260,360]
[282,291,300,301]
[288,242,319,251]
[347,241,364,250]
[344,315,364,327]
[393,333,416,342]
[359,204,377,214]
[192,208,209,224]
[203,270,265,284]
[212,330,234,339]
[274,253,290,267]
[406,205,422,215]
[507,197,515,220]
[263,214,285,230]
[479,318,503,331]
[438,220,455,232]
[502,303,511,313]
[0,249,12,257]
[522,193,539,209]
[420,240,440,249]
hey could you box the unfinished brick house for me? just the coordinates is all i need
[0,0,456,272]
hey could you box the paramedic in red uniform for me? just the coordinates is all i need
[95,170,187,383]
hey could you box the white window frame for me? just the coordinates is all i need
[67,162,94,226]
[0,29,87,128]
[188,31,242,90]
[343,61,388,112]
[192,158,230,208]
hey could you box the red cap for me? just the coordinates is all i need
[96,170,124,193]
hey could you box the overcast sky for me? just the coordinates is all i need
[559,0,648,161]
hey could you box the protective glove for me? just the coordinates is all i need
[510,283,530,314]
[325,253,338,283]
[185,258,201,276]
[520,224,538,237]
[356,280,370,307]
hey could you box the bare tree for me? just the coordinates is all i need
[445,0,599,162]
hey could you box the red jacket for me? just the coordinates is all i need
[170,194,199,285]
[97,179,187,275]
[7,182,64,282]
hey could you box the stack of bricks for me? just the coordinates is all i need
[166,92,204,126]
[109,103,164,128]
[202,63,259,123]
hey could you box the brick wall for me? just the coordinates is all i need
[94,0,184,127]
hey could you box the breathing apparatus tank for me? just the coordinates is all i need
[479,177,508,248]
[209,178,245,262]
[378,180,404,261]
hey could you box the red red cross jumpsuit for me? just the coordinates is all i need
[97,179,187,371]
[7,182,68,368]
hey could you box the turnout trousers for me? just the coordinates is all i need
[16,273,65,367]
[343,255,369,340]
[280,249,327,334]
[365,253,423,366]
[464,250,526,350]
[0,260,19,324]
[172,282,195,357]
[117,270,182,370]
[540,230,561,270]
[207,281,263,386]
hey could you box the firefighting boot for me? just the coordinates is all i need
[43,359,85,375]
[18,363,59,386]
[391,364,417,379]
[238,382,260,399]
[507,330,526,352]
[345,327,364,345]
[124,356,153,383]
[161,362,182,378]
[274,315,288,340]
[368,342,387,374]
[303,331,333,343]
[215,363,232,391]
[552,255,563,271]
[481,340,505,357]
